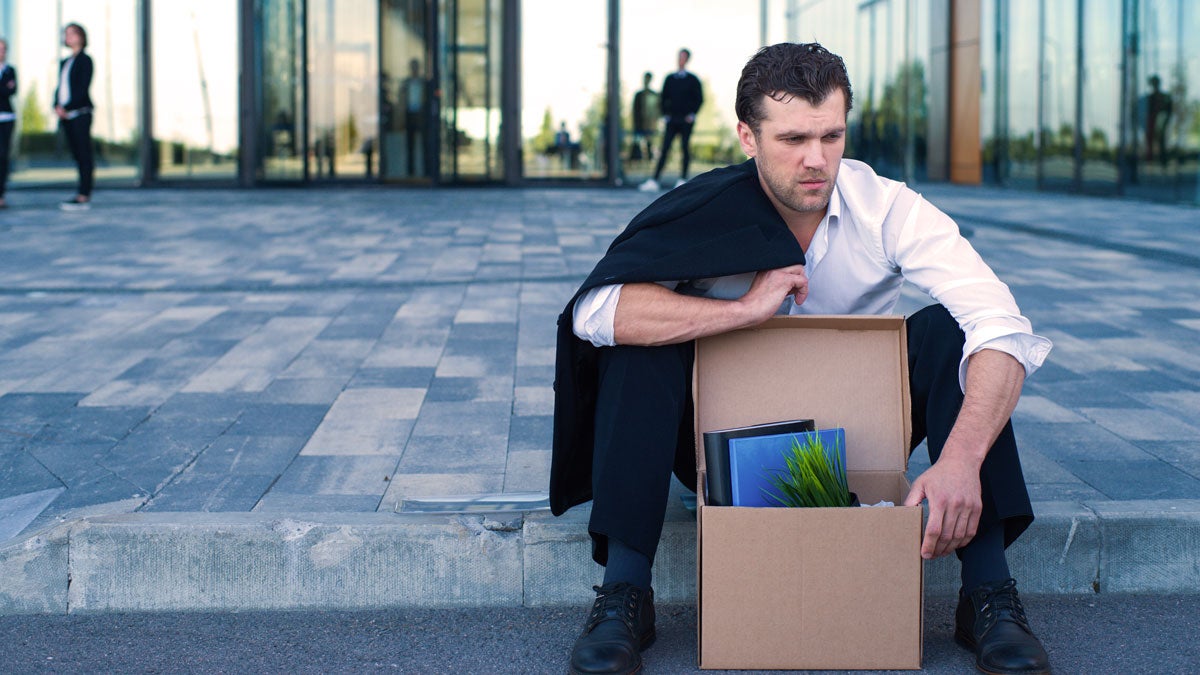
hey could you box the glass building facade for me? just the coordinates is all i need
[0,0,1196,204]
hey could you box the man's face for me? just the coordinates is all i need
[736,89,846,224]
[678,51,690,70]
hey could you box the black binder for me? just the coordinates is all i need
[701,419,816,506]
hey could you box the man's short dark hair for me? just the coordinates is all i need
[735,42,853,132]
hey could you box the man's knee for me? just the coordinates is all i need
[908,304,964,354]
[598,343,693,383]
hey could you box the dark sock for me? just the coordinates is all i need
[602,538,652,590]
[957,523,1010,591]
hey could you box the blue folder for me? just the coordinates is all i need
[728,428,847,507]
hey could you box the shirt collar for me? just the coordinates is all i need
[805,184,842,272]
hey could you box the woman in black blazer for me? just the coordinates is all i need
[54,23,93,210]
[0,38,16,209]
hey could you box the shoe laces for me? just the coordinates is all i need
[976,579,1031,635]
[585,583,641,634]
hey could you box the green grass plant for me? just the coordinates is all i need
[763,432,854,508]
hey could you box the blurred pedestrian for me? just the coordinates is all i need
[55,22,93,211]
[555,121,572,170]
[640,48,703,192]
[0,38,16,209]
[629,71,658,163]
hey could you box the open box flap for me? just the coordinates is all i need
[694,315,912,474]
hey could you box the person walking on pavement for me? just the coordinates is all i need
[640,48,702,192]
[558,42,1053,675]
[55,22,93,211]
[0,38,17,209]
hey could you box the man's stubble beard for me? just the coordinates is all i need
[764,165,835,216]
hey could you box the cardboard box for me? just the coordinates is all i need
[694,315,923,670]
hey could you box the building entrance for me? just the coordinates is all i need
[253,0,503,184]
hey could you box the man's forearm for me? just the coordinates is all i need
[612,283,759,346]
[940,348,1025,467]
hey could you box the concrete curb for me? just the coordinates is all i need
[3,499,1199,614]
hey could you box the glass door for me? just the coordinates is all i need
[256,0,305,181]
[381,0,436,181]
[440,0,503,181]
[308,0,380,180]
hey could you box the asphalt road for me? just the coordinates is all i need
[1,593,1195,674]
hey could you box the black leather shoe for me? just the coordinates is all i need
[569,582,656,675]
[955,578,1051,674]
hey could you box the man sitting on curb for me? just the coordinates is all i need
[552,43,1054,675]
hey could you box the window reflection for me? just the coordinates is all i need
[1041,0,1078,190]
[153,0,238,180]
[259,0,304,181]
[1079,0,1120,193]
[1005,0,1040,188]
[1180,2,1200,203]
[1127,0,1181,201]
[381,0,433,181]
[308,0,379,180]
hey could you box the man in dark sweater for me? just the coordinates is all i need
[561,43,1052,675]
[0,38,17,209]
[639,48,702,192]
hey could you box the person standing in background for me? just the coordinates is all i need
[629,71,659,163]
[54,23,93,211]
[640,48,702,192]
[0,38,16,209]
[402,58,428,177]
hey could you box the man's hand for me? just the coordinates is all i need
[736,265,808,323]
[55,105,67,120]
[903,453,983,559]
[903,349,1025,559]
[613,265,807,346]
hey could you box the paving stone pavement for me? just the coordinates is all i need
[0,182,1198,543]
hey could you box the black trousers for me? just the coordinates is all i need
[653,119,694,181]
[0,120,12,198]
[588,304,1034,565]
[61,114,94,198]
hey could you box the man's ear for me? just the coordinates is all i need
[736,121,758,158]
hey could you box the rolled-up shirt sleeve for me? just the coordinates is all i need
[887,195,1053,390]
[572,284,623,347]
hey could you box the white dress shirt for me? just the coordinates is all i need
[57,56,73,106]
[572,158,1052,391]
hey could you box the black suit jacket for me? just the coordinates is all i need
[549,159,806,515]
[0,64,17,115]
[54,52,93,112]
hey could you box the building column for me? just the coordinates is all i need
[138,0,154,186]
[949,0,982,184]
[927,0,951,182]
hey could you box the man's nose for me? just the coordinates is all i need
[800,141,826,170]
